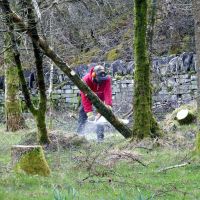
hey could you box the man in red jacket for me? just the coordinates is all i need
[77,65,112,141]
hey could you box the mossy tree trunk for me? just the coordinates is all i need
[147,0,162,136]
[4,33,25,131]
[193,0,200,152]
[133,0,161,139]
[1,0,50,144]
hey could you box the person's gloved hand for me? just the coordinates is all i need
[87,112,95,122]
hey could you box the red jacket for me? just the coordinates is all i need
[81,67,112,113]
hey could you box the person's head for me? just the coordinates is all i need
[92,65,109,83]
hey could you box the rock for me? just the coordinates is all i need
[168,56,180,73]
[182,52,195,72]
[111,60,127,76]
[127,61,134,75]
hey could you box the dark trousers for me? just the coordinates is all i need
[77,105,104,141]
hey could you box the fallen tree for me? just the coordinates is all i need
[0,0,132,138]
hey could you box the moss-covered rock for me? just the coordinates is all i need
[12,145,51,176]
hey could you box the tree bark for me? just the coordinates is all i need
[1,0,50,144]
[4,31,25,131]
[147,0,162,137]
[133,0,160,138]
[0,0,132,139]
[27,2,50,144]
[192,0,200,152]
[133,0,161,139]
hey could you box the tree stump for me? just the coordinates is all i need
[176,109,195,125]
[11,145,50,176]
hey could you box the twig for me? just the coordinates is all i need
[110,151,147,167]
[156,162,190,173]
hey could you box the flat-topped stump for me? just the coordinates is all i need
[11,145,50,176]
[176,109,196,125]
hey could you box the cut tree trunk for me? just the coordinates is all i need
[11,145,50,176]
[176,109,195,125]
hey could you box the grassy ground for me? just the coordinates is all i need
[0,113,200,200]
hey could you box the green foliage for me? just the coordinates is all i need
[53,186,77,200]
[135,189,154,200]
[54,189,67,200]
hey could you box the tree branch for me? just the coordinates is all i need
[156,162,190,173]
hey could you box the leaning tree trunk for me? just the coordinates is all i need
[4,32,25,131]
[193,0,200,152]
[133,0,157,138]
[0,1,132,139]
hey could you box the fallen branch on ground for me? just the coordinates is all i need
[156,162,190,173]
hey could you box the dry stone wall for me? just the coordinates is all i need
[0,52,197,119]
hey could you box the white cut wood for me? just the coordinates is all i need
[157,162,190,173]
[176,109,189,120]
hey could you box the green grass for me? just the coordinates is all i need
[0,121,200,200]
